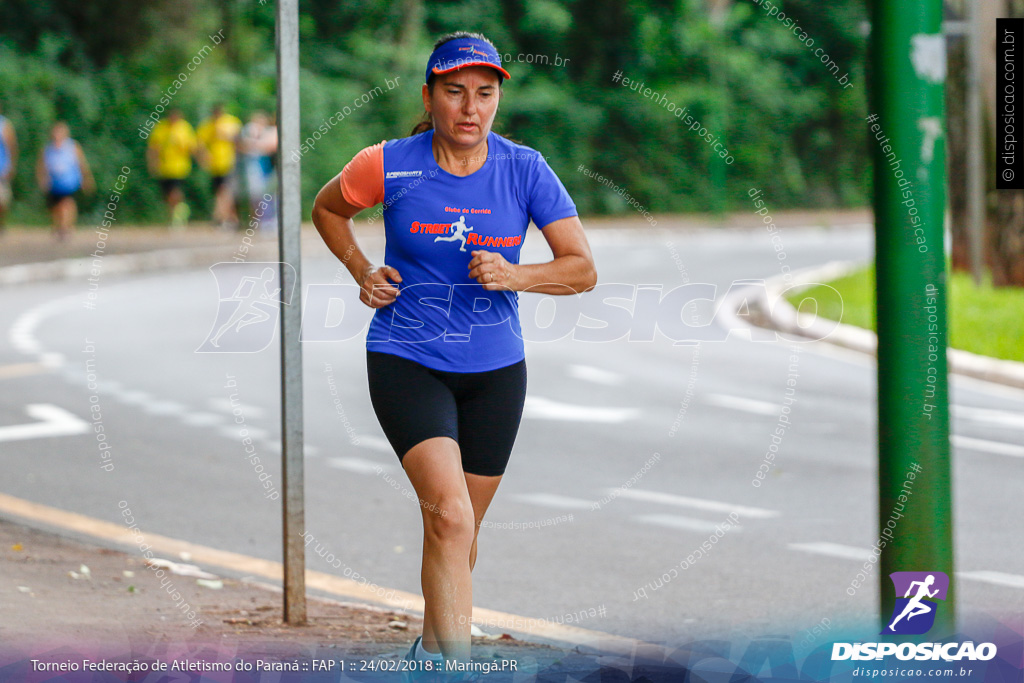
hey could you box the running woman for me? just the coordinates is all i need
[312,31,596,673]
[147,109,196,229]
[0,104,18,233]
[36,122,94,241]
[197,103,243,230]
[239,111,278,232]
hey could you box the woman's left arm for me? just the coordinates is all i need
[76,143,95,194]
[468,215,597,295]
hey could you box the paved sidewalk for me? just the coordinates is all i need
[0,224,246,269]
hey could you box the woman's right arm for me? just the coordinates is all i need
[312,173,401,309]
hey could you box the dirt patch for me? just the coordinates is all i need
[0,516,578,671]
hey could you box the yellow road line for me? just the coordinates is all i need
[0,362,49,380]
[0,492,660,658]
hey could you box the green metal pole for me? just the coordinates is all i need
[869,0,954,635]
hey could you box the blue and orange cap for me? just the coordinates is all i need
[425,37,511,84]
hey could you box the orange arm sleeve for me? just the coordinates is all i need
[339,140,386,209]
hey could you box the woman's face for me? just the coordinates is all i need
[52,123,69,143]
[423,65,501,148]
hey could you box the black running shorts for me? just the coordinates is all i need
[366,349,527,476]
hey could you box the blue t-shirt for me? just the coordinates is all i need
[0,116,10,178]
[360,130,577,372]
[44,139,82,195]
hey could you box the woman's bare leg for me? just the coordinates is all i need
[419,469,503,655]
[64,198,77,235]
[402,436,475,664]
[465,472,502,572]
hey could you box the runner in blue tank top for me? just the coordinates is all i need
[0,107,18,232]
[36,122,94,241]
[312,31,597,675]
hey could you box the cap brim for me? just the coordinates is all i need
[431,61,511,80]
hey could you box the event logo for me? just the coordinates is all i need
[832,569,996,663]
[197,262,296,353]
[882,571,948,635]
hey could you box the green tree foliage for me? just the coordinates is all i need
[0,0,868,226]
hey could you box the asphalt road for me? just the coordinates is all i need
[1,222,1021,648]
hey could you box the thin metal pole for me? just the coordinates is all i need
[276,0,306,625]
[869,0,954,634]
[966,0,985,285]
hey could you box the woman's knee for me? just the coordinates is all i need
[423,495,475,546]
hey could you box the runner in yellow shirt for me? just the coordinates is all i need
[147,109,197,228]
[197,104,242,230]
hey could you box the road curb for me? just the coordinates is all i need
[749,261,1024,391]
[0,242,283,287]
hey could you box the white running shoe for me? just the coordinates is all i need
[402,635,443,683]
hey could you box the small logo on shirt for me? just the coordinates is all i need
[432,215,475,252]
[386,170,422,178]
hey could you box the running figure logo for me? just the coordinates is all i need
[434,215,474,252]
[197,262,296,353]
[458,45,490,60]
[882,571,949,635]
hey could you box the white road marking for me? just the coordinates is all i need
[788,542,872,561]
[355,435,394,453]
[958,571,1024,589]
[234,438,313,454]
[117,391,153,405]
[327,457,390,474]
[523,396,640,423]
[59,367,82,383]
[603,489,779,519]
[952,435,1024,458]
[143,400,187,416]
[208,397,266,418]
[180,412,225,426]
[567,364,625,386]
[218,425,269,441]
[8,294,80,363]
[256,440,318,458]
[704,393,779,416]
[799,337,875,369]
[10,307,55,356]
[791,544,1024,589]
[953,374,1024,401]
[511,493,595,510]
[800,422,842,434]
[953,405,1024,430]
[40,352,64,368]
[218,426,240,440]
[634,514,741,533]
[96,380,124,393]
[0,404,90,443]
